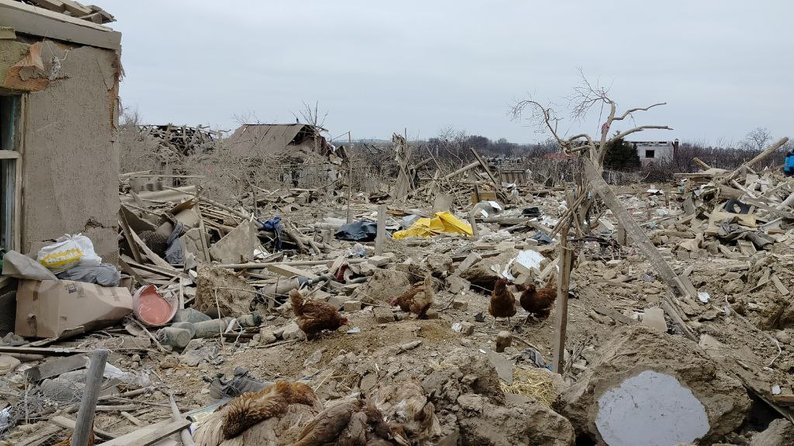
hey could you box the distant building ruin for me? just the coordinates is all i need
[629,139,679,166]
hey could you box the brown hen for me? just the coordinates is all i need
[389,275,434,319]
[489,277,516,327]
[290,289,348,338]
[519,283,557,321]
[293,398,408,446]
[222,380,319,439]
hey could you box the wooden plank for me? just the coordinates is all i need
[265,263,319,281]
[375,204,386,256]
[0,346,90,355]
[127,225,177,270]
[50,415,115,440]
[72,349,108,445]
[118,211,143,263]
[551,224,572,373]
[0,0,120,50]
[96,419,191,446]
[724,137,789,183]
[24,354,86,382]
[470,148,503,196]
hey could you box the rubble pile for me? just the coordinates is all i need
[1,140,793,445]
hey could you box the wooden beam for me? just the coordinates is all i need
[551,224,572,373]
[375,204,386,256]
[0,150,20,159]
[51,415,115,441]
[72,349,108,445]
[96,419,191,446]
[583,158,696,299]
[469,148,502,192]
[0,0,120,50]
[724,137,789,183]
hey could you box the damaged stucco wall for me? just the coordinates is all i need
[0,37,120,261]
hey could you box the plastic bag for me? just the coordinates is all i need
[37,234,101,273]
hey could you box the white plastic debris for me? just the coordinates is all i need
[451,322,463,333]
[697,292,710,304]
[346,327,361,334]
[772,384,782,395]
[515,250,545,273]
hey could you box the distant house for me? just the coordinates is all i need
[629,139,679,166]
[224,123,347,188]
[225,123,346,161]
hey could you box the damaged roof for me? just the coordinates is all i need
[12,0,114,23]
[225,123,345,160]
[1,0,120,50]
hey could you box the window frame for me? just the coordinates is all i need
[0,93,23,253]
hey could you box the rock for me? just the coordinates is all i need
[368,255,392,267]
[775,330,792,345]
[352,269,411,304]
[0,355,21,374]
[259,327,277,344]
[641,307,668,332]
[749,418,794,446]
[459,322,475,335]
[460,250,521,287]
[486,350,513,384]
[425,309,440,319]
[195,265,255,318]
[281,322,306,341]
[373,307,395,323]
[495,331,512,353]
[343,300,362,312]
[425,253,453,276]
[561,326,751,445]
[455,393,575,446]
[159,355,179,369]
[209,220,259,264]
[447,276,471,294]
[451,299,469,311]
[327,295,346,310]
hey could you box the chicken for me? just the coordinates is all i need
[489,277,516,327]
[519,283,557,321]
[221,380,320,440]
[371,378,441,443]
[389,274,434,319]
[293,398,408,446]
[290,289,348,338]
[194,381,322,446]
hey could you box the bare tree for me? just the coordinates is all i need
[741,127,772,151]
[294,101,328,128]
[511,72,672,169]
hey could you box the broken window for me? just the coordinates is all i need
[0,94,21,253]
[645,149,655,159]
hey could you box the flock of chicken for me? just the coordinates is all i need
[55,275,556,445]
[489,277,558,327]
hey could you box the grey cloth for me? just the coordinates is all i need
[164,222,186,265]
[56,263,121,287]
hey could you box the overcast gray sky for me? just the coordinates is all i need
[103,0,793,145]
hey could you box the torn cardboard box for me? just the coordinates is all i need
[15,280,133,338]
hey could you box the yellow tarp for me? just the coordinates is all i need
[392,211,473,240]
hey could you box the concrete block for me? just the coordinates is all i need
[328,295,347,310]
[281,321,306,340]
[373,307,395,324]
[0,355,21,375]
[641,307,667,333]
[425,309,440,319]
[452,300,468,311]
[343,300,362,312]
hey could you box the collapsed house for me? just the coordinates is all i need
[0,0,121,261]
[225,123,347,188]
